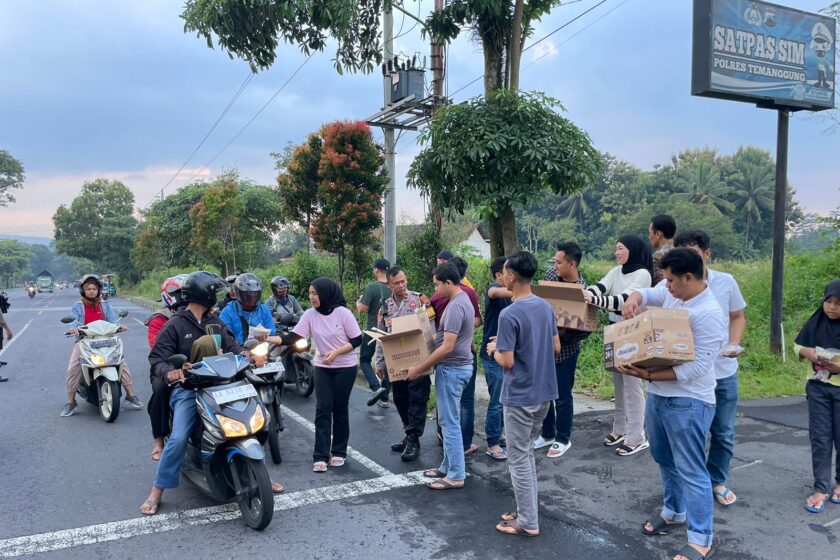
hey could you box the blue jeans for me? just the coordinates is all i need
[437,352,477,449]
[541,354,579,444]
[482,357,504,446]
[154,388,197,489]
[436,364,473,480]
[647,394,716,548]
[706,373,739,487]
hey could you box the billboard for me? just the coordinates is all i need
[692,0,836,111]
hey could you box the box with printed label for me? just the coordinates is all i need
[531,281,600,332]
[603,308,694,371]
[364,308,436,382]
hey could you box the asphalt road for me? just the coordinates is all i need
[0,289,641,560]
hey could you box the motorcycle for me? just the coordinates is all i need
[167,352,274,531]
[273,314,315,397]
[60,312,129,422]
[244,342,285,464]
[27,286,36,299]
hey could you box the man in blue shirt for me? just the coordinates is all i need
[219,273,278,345]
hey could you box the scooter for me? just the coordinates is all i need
[60,312,129,422]
[168,352,274,531]
[273,316,315,397]
[244,342,285,464]
[27,286,36,299]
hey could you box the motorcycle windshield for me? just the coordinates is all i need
[197,353,240,379]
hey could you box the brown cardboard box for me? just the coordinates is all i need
[603,308,695,371]
[364,308,436,382]
[532,281,600,332]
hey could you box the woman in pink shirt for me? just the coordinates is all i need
[281,278,363,472]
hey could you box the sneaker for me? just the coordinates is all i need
[60,403,78,417]
[377,399,390,408]
[533,436,555,450]
[547,441,572,458]
[125,395,144,409]
[367,387,387,406]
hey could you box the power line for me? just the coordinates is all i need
[148,72,255,206]
[179,54,315,189]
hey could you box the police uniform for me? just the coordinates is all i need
[375,290,432,439]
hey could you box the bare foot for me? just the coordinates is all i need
[808,492,828,510]
[833,486,840,502]
[271,481,284,494]
[150,439,164,461]
[674,544,711,560]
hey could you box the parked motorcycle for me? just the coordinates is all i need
[60,312,129,422]
[244,342,285,464]
[167,352,273,530]
[273,315,314,397]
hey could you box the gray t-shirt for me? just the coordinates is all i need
[495,295,559,407]
[435,291,475,367]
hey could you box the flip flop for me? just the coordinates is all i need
[313,461,328,473]
[832,490,840,504]
[495,519,538,537]
[272,482,285,494]
[603,433,626,446]
[713,487,737,506]
[642,515,685,536]
[806,496,827,513]
[140,498,160,516]
[426,479,464,490]
[485,449,507,461]
[423,469,446,479]
[500,512,518,521]
[674,544,714,560]
[328,457,346,467]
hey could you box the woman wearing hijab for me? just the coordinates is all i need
[281,278,364,472]
[795,280,840,513]
[585,234,654,457]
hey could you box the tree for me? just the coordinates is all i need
[407,90,600,258]
[0,150,25,207]
[558,190,590,225]
[0,240,31,287]
[273,135,322,240]
[52,179,138,281]
[731,163,774,245]
[189,177,245,275]
[671,158,734,215]
[309,121,387,288]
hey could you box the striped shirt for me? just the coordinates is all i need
[587,267,652,323]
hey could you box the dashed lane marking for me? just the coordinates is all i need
[731,459,763,471]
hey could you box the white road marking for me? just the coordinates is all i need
[0,319,32,358]
[133,318,146,326]
[731,459,763,471]
[0,470,429,557]
[280,404,391,477]
[823,515,840,528]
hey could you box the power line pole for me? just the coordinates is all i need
[769,109,789,354]
[430,0,444,233]
[382,9,397,265]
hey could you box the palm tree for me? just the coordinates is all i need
[558,190,589,225]
[731,163,775,245]
[671,159,734,214]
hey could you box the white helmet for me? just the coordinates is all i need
[811,22,833,58]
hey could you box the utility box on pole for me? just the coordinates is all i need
[390,69,425,104]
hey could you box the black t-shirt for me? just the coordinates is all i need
[481,282,511,360]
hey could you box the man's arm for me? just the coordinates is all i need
[488,286,513,300]
[729,309,746,346]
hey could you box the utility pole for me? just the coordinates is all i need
[769,109,789,354]
[430,0,444,233]
[382,9,397,265]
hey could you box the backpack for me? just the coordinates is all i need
[0,291,9,314]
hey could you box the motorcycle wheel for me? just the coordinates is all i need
[295,360,314,398]
[97,378,121,422]
[267,403,282,464]
[234,457,274,530]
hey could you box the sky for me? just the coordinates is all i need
[0,0,838,240]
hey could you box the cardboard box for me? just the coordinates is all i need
[532,281,600,332]
[364,308,436,382]
[603,308,695,371]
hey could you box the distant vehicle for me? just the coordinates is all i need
[36,270,54,293]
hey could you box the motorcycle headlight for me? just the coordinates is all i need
[91,355,107,367]
[249,406,265,433]
[294,339,309,350]
[251,342,270,358]
[218,415,248,438]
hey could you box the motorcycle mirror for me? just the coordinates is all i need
[60,316,74,324]
[118,310,129,318]
[168,354,188,369]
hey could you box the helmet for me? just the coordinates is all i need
[78,274,102,298]
[811,22,833,58]
[270,276,290,296]
[161,274,189,309]
[181,271,229,309]
[234,273,263,312]
[225,275,238,284]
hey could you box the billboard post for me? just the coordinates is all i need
[692,0,836,354]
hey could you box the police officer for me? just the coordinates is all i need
[374,266,434,462]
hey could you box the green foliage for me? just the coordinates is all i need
[181,0,386,73]
[0,149,25,207]
[396,224,444,297]
[52,179,138,282]
[27,244,94,282]
[274,136,322,237]
[0,239,31,286]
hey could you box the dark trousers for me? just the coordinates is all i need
[392,376,432,438]
[541,353,579,444]
[807,380,840,494]
[148,375,172,440]
[359,334,390,398]
[314,365,356,462]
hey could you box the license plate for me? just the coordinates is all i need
[252,362,284,375]
[212,383,258,405]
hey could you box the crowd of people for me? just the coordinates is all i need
[1,211,832,560]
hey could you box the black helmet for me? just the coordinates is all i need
[270,276,290,295]
[234,273,263,312]
[182,271,229,309]
[78,274,102,298]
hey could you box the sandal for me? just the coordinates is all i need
[832,488,840,504]
[603,433,626,446]
[313,461,327,473]
[140,498,160,516]
[713,487,737,506]
[423,469,446,479]
[150,447,163,462]
[674,544,714,560]
[329,457,346,467]
[642,515,685,536]
[495,519,538,537]
[806,494,827,513]
[500,511,518,521]
[485,449,507,461]
[426,479,464,490]
[547,441,571,458]
[616,440,649,457]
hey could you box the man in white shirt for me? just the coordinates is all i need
[675,230,746,508]
[620,248,726,560]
